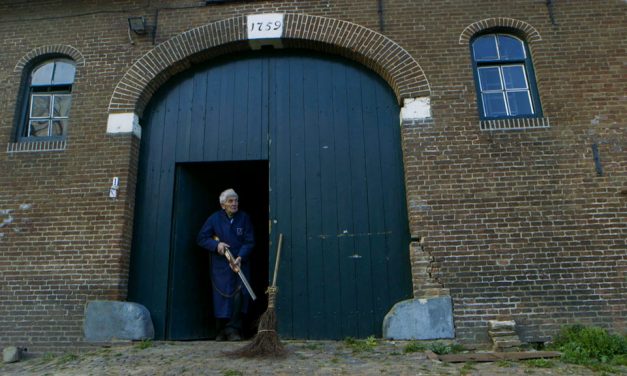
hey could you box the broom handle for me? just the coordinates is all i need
[271,233,283,287]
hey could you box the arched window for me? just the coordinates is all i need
[20,59,76,140]
[471,33,541,119]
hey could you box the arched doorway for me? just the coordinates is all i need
[128,50,413,340]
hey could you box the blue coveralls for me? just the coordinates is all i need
[196,210,254,320]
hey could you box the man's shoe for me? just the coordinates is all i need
[215,331,227,341]
[227,332,241,341]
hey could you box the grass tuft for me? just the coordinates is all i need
[344,336,378,352]
[303,342,322,351]
[428,342,466,355]
[524,358,553,368]
[496,360,513,368]
[135,339,153,350]
[56,354,79,364]
[403,341,426,354]
[459,361,476,375]
[222,369,243,376]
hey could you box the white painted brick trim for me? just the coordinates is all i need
[400,97,431,121]
[106,113,142,138]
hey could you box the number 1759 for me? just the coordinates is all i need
[251,21,282,32]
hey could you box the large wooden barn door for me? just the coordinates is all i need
[128,56,270,339]
[268,55,412,339]
[128,50,412,340]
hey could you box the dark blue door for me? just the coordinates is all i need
[128,50,412,340]
[268,54,412,339]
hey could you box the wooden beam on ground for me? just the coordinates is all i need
[434,351,561,363]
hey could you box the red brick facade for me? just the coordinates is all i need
[0,0,625,351]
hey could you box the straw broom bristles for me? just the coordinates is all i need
[225,287,285,358]
[225,234,286,358]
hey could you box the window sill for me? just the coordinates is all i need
[480,117,550,131]
[6,140,67,153]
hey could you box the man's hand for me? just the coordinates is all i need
[221,247,242,273]
[229,256,242,273]
[217,242,229,255]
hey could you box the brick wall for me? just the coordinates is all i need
[0,0,624,351]
[398,1,626,343]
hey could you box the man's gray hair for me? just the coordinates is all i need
[219,188,238,204]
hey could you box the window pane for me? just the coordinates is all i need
[507,91,534,116]
[478,67,502,91]
[31,62,54,86]
[52,119,68,136]
[53,61,76,85]
[30,95,51,118]
[473,35,498,61]
[53,95,72,117]
[29,120,50,137]
[482,93,507,117]
[498,35,526,60]
[502,66,528,89]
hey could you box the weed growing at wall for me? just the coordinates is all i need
[550,324,627,373]
[403,341,426,353]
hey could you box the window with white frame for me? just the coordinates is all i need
[20,59,76,140]
[471,33,542,119]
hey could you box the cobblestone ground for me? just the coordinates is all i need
[0,340,606,376]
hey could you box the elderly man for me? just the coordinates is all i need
[197,189,255,341]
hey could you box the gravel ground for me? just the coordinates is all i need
[0,340,608,376]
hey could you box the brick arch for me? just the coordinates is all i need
[108,13,430,116]
[14,44,85,72]
[459,17,542,44]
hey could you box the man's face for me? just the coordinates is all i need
[221,196,239,217]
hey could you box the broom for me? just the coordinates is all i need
[225,233,286,358]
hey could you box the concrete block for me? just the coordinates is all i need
[84,300,154,342]
[3,346,23,363]
[382,296,454,340]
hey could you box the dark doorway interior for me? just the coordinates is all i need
[167,160,269,340]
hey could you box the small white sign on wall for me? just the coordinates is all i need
[247,13,284,40]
